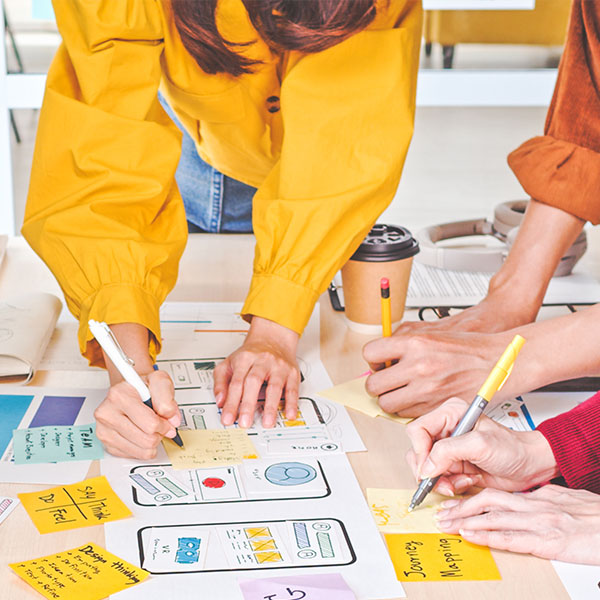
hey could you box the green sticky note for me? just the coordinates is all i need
[12,424,104,464]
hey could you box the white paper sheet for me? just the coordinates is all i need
[103,454,405,600]
[0,386,104,484]
[552,561,600,600]
[519,391,591,428]
[406,262,600,308]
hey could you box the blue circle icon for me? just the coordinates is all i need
[265,462,317,486]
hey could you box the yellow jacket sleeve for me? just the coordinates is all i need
[242,1,422,333]
[22,0,187,366]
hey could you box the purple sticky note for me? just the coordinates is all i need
[239,573,356,600]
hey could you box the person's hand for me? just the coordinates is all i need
[435,485,600,565]
[363,331,513,417]
[93,322,181,460]
[214,316,300,429]
[95,370,181,459]
[390,291,537,337]
[405,397,559,495]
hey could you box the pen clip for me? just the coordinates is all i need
[100,322,135,367]
[497,363,513,392]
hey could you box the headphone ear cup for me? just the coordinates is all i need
[505,226,588,277]
[493,200,529,238]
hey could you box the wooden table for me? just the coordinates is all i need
[0,235,574,599]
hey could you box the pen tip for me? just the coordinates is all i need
[172,432,184,448]
[407,504,414,513]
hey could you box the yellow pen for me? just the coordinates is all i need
[408,334,526,512]
[380,278,392,368]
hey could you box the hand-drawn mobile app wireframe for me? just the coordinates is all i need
[138,518,355,574]
[129,458,331,507]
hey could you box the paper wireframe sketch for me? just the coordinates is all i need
[0,293,62,383]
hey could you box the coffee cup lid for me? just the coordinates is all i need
[350,224,419,262]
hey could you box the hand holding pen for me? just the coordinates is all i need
[90,320,184,459]
[408,334,525,511]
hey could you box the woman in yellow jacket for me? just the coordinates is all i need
[23,0,421,459]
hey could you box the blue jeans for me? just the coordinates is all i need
[159,94,256,233]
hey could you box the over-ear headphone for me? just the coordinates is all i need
[415,200,587,277]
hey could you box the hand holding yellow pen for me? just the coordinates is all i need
[408,334,526,512]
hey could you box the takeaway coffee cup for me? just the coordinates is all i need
[341,224,419,332]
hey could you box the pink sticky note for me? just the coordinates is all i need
[239,573,357,600]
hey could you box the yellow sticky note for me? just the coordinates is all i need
[318,376,411,424]
[10,542,149,600]
[163,429,259,469]
[367,488,448,533]
[18,475,131,534]
[385,533,501,581]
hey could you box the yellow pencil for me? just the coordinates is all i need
[380,278,392,367]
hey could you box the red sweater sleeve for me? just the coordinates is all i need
[536,391,600,494]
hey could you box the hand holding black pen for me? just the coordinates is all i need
[89,320,184,449]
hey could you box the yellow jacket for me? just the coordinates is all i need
[23,0,421,365]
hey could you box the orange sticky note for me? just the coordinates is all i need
[10,542,148,600]
[18,475,131,534]
[385,533,501,582]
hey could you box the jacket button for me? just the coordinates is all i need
[267,95,280,113]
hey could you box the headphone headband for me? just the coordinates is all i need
[416,200,586,277]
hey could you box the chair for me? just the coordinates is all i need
[423,0,571,69]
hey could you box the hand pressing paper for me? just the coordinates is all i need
[10,542,148,600]
[163,429,259,469]
[367,488,448,533]
[318,376,411,424]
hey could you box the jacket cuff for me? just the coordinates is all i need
[78,283,162,367]
[508,135,600,224]
[242,274,319,335]
[536,391,600,494]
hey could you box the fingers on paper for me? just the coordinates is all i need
[221,352,254,426]
[213,359,233,408]
[458,528,552,558]
[238,364,269,429]
[284,369,300,421]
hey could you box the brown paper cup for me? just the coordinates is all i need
[342,256,414,332]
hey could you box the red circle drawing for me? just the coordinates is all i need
[202,477,226,489]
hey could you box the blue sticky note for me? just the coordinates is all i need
[12,423,104,465]
[32,0,55,20]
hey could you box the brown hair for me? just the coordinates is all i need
[172,0,377,77]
